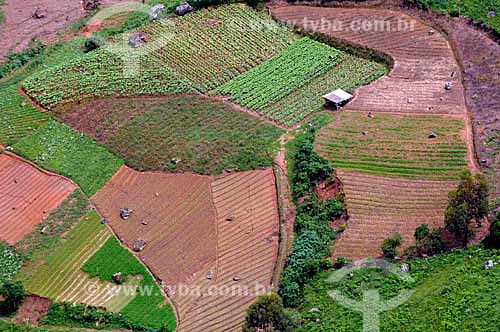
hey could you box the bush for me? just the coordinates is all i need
[483,213,500,249]
[413,224,446,256]
[381,233,402,259]
[0,281,26,316]
[243,293,299,332]
[0,42,45,79]
[84,36,104,53]
[0,243,21,288]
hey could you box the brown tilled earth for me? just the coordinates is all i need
[92,167,279,332]
[272,6,466,115]
[273,6,476,259]
[0,153,76,244]
[92,165,217,287]
[0,0,86,60]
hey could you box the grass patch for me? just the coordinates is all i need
[216,37,342,112]
[57,95,283,174]
[15,189,90,281]
[316,112,468,180]
[82,237,176,331]
[410,0,500,33]
[299,247,500,332]
[13,120,123,196]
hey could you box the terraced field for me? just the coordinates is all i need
[0,154,76,244]
[215,37,342,112]
[333,171,456,259]
[92,165,217,287]
[316,112,468,180]
[176,168,280,332]
[272,6,467,115]
[23,211,124,310]
[56,95,283,174]
[13,120,123,196]
[23,4,296,108]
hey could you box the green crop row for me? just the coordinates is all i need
[13,120,123,196]
[83,237,176,331]
[263,55,387,126]
[316,112,468,180]
[216,37,342,111]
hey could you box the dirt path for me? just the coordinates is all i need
[271,133,296,288]
[272,5,479,259]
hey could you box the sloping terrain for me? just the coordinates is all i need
[0,153,76,244]
[272,6,466,115]
[175,168,280,332]
[92,165,217,287]
[272,6,475,259]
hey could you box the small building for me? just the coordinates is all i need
[323,89,353,109]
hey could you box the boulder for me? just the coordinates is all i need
[400,263,410,273]
[128,33,149,48]
[149,4,165,20]
[82,0,99,11]
[32,8,47,19]
[175,2,193,16]
[112,272,123,284]
[484,260,494,270]
[428,131,438,139]
[120,208,132,220]
[133,239,146,252]
[445,82,453,90]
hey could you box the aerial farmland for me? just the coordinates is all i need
[0,0,499,332]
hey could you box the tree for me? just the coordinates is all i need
[243,293,299,332]
[483,213,500,249]
[413,224,445,256]
[445,170,489,246]
[0,281,26,316]
[381,233,402,259]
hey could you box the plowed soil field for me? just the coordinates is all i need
[92,167,280,332]
[0,154,76,244]
[333,170,456,259]
[272,6,466,115]
[92,165,217,287]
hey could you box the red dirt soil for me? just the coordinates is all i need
[272,6,466,115]
[333,170,456,259]
[93,167,280,331]
[92,165,217,287]
[15,295,51,326]
[0,0,86,60]
[175,168,280,332]
[0,153,76,244]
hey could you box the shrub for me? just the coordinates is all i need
[0,42,45,79]
[483,213,500,249]
[0,281,26,316]
[0,243,21,288]
[84,36,104,53]
[381,233,402,259]
[413,224,446,256]
[243,293,299,332]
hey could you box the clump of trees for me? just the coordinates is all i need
[381,233,402,259]
[243,293,299,332]
[445,170,488,246]
[483,212,500,249]
[0,281,26,316]
[413,224,445,256]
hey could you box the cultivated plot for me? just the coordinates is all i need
[0,154,76,244]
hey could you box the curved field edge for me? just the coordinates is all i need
[54,95,284,175]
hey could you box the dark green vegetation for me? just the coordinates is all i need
[381,233,403,259]
[82,237,176,331]
[0,43,45,80]
[0,281,26,316]
[484,213,500,249]
[0,244,20,288]
[299,246,500,331]
[445,170,489,246]
[316,112,468,180]
[409,224,446,257]
[42,302,144,331]
[243,293,299,332]
[0,321,60,332]
[13,120,123,196]
[409,0,500,33]
[279,119,344,308]
[57,96,283,174]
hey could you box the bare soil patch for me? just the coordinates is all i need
[0,0,86,60]
[0,153,76,244]
[15,295,51,326]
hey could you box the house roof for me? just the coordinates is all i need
[323,89,353,104]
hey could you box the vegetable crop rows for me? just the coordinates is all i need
[316,112,468,180]
[13,120,123,196]
[216,38,342,112]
